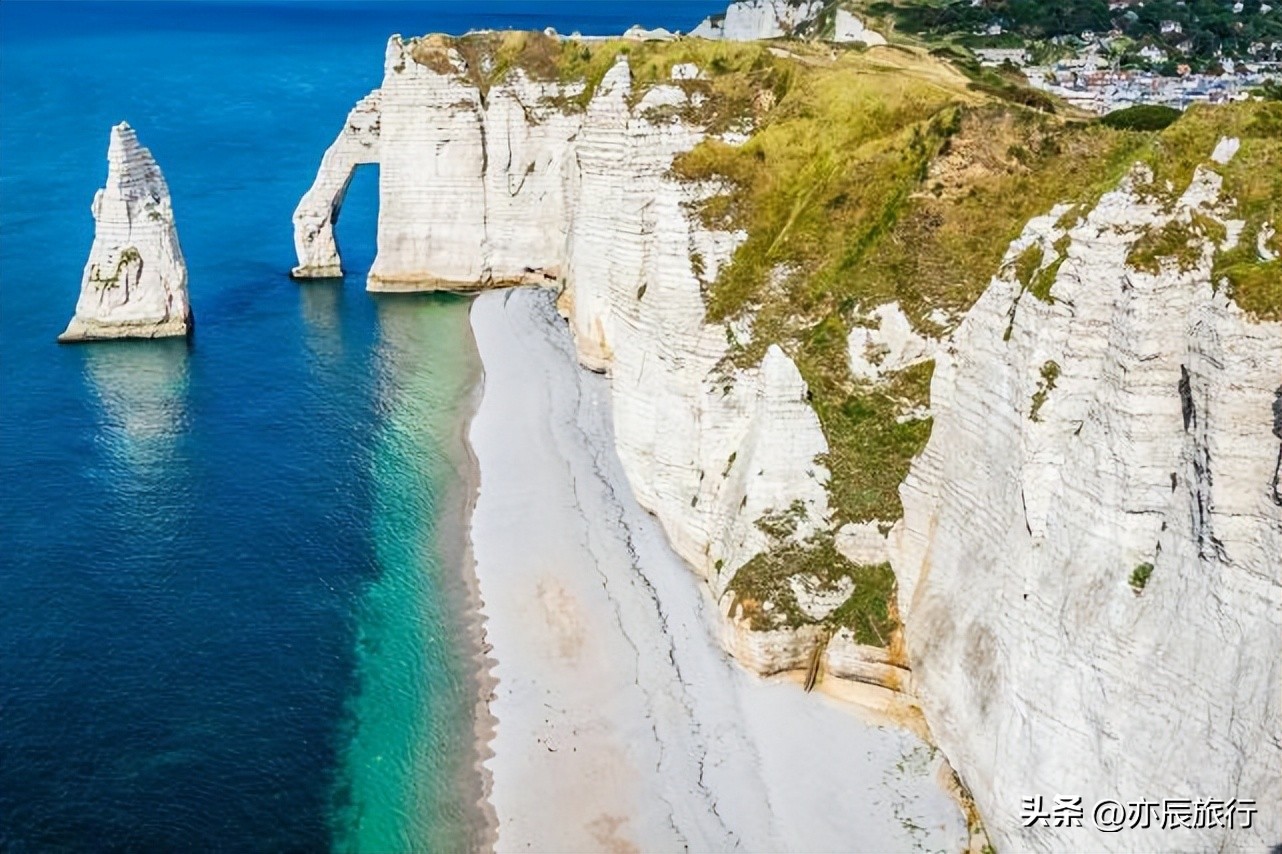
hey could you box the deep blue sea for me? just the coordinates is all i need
[0,2,724,850]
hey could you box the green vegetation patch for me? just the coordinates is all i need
[1030,360,1060,422]
[1011,243,1043,289]
[1029,255,1065,302]
[409,31,610,101]
[754,499,809,541]
[1205,105,1282,322]
[727,533,899,647]
[1100,105,1181,133]
[1219,257,1282,322]
[1127,218,1207,274]
[91,246,142,291]
[1129,562,1154,593]
[806,355,936,523]
[1115,102,1281,319]
[407,31,796,131]
[826,562,899,647]
[851,112,1142,327]
[959,60,1060,113]
[673,44,1148,521]
[1027,235,1070,302]
[1137,103,1281,199]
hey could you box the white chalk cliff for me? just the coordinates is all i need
[893,159,1282,850]
[688,1,885,44]
[832,8,887,45]
[296,36,1281,850]
[292,91,381,278]
[61,123,191,342]
[690,0,824,41]
[295,37,832,602]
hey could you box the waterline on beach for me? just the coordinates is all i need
[331,293,488,854]
[466,288,967,851]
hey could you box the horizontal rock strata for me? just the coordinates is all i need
[295,38,833,607]
[61,123,191,342]
[892,156,1282,851]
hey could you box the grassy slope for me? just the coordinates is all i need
[409,32,1280,642]
[1142,102,1282,320]
[671,47,1151,524]
[676,58,1277,635]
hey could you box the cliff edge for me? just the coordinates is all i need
[896,141,1282,850]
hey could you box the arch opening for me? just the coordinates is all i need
[291,89,381,279]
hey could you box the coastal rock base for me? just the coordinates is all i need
[58,318,190,343]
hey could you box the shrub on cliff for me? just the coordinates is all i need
[1100,105,1181,132]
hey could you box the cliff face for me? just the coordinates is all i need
[688,1,884,44]
[294,35,831,594]
[296,33,1281,849]
[690,0,824,40]
[893,158,1282,850]
[61,123,191,342]
[555,59,832,590]
[369,39,582,289]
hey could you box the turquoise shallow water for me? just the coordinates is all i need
[0,1,725,850]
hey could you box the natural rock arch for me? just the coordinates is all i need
[291,90,381,278]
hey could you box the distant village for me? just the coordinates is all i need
[974,25,1281,114]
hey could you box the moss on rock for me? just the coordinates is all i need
[727,533,899,647]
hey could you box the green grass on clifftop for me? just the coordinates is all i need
[410,31,805,131]
[670,45,1149,521]
[1119,102,1282,320]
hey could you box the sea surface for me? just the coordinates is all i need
[0,2,724,850]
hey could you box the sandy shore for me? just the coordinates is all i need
[467,288,966,853]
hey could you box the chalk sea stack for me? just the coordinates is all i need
[59,123,192,343]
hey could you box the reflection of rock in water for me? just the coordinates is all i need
[299,281,344,366]
[82,339,190,469]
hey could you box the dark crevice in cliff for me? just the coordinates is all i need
[1179,365,1195,431]
[1271,387,1282,506]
